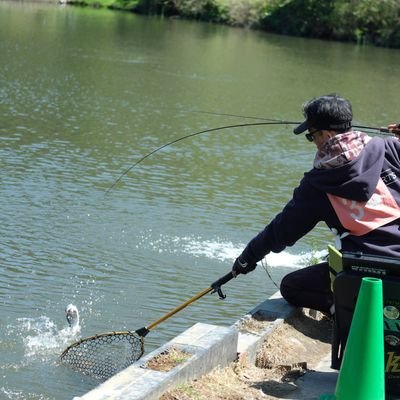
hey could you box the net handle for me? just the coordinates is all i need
[143,271,234,333]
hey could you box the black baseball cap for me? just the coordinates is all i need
[294,94,353,135]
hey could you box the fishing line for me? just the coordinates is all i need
[261,259,279,290]
[185,109,286,122]
[105,120,299,194]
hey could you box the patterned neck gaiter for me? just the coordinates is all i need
[314,131,372,170]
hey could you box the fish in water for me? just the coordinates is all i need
[65,304,80,334]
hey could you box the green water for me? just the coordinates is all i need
[1,1,399,398]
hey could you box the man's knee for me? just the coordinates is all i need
[280,272,296,303]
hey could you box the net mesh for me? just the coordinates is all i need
[61,331,144,380]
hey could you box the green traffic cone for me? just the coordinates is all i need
[321,277,385,400]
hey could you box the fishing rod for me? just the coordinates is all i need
[353,124,392,133]
[105,120,298,194]
[178,108,398,132]
[105,118,394,194]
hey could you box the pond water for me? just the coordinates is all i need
[1,1,400,398]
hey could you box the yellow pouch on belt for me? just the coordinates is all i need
[328,245,343,291]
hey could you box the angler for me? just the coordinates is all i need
[231,94,400,314]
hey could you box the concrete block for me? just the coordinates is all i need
[250,293,296,320]
[235,291,296,365]
[74,322,238,400]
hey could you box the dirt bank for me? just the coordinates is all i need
[161,310,332,400]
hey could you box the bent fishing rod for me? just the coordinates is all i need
[105,117,394,194]
[105,120,298,194]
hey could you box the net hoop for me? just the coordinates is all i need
[61,331,144,380]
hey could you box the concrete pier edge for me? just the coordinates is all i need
[73,291,328,400]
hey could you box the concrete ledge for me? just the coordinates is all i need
[295,353,338,399]
[235,292,297,365]
[74,291,298,399]
[74,322,238,400]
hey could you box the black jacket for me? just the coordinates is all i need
[242,136,400,262]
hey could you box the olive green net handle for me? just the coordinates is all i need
[60,271,234,380]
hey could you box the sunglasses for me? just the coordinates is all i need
[305,130,322,142]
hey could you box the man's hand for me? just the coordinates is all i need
[388,123,400,138]
[232,256,257,277]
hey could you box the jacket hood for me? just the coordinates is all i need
[304,137,385,202]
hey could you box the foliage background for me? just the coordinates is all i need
[75,0,400,48]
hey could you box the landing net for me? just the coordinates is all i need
[61,331,144,380]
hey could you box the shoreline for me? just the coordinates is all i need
[73,292,337,400]
[9,0,400,49]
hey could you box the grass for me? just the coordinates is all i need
[146,347,191,372]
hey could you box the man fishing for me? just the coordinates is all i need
[231,94,400,315]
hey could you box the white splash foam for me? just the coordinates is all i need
[15,316,80,360]
[264,250,327,268]
[0,387,48,400]
[147,233,327,269]
[180,237,239,262]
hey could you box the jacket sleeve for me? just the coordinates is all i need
[241,178,326,264]
[385,137,400,167]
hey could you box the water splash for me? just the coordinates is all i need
[180,237,239,262]
[265,249,327,268]
[141,232,327,268]
[0,386,49,400]
[12,315,80,360]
